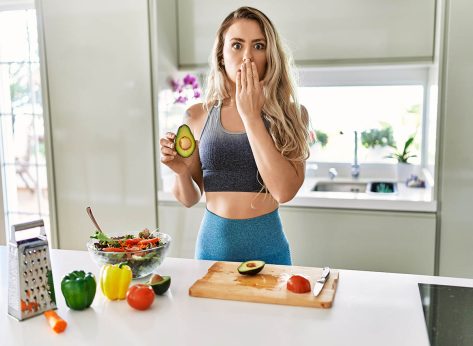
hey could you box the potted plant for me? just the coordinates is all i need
[315,130,328,147]
[361,125,395,160]
[385,135,417,181]
[361,125,396,149]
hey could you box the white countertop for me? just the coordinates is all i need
[286,177,436,212]
[3,247,472,345]
[158,176,436,213]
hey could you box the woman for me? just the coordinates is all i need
[159,7,309,265]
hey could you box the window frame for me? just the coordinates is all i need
[297,64,431,167]
[0,3,37,244]
[0,1,56,246]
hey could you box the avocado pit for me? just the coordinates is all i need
[179,136,192,150]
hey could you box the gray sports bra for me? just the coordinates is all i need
[199,104,267,193]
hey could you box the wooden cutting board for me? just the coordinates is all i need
[189,261,339,308]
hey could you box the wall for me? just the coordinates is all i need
[437,0,473,277]
[37,0,157,249]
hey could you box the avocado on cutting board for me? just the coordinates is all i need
[189,261,339,308]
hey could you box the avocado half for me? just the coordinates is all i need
[148,274,171,295]
[237,260,266,276]
[175,124,196,158]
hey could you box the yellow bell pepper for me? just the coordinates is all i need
[100,263,132,300]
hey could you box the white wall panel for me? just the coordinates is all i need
[38,0,156,249]
[437,0,473,277]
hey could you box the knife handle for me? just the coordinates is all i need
[321,267,330,279]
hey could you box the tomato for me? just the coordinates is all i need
[126,284,155,310]
[287,275,311,294]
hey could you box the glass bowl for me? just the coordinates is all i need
[86,231,172,279]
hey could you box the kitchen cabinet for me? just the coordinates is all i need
[158,201,436,275]
[158,201,205,258]
[177,0,436,67]
[280,207,436,275]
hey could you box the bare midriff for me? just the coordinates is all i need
[205,191,279,219]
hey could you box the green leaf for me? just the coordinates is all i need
[402,136,415,155]
[386,134,417,163]
[90,230,111,242]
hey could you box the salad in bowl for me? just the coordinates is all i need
[87,228,171,278]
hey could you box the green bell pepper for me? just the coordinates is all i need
[61,270,97,310]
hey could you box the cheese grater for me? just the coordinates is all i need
[8,219,57,321]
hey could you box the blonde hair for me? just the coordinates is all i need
[204,6,310,166]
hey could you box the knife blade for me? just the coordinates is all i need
[313,267,331,297]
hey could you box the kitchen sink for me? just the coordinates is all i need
[312,181,368,193]
[312,181,398,193]
[369,182,398,194]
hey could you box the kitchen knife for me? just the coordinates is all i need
[313,267,331,297]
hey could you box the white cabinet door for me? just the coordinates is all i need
[38,0,157,249]
[158,201,205,258]
[178,0,436,67]
[280,207,436,274]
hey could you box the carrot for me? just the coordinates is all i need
[21,300,27,312]
[44,310,67,333]
[103,247,125,252]
[125,246,141,252]
[138,237,160,245]
[125,238,142,245]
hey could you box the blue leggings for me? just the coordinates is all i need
[195,208,292,265]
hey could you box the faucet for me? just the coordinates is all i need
[351,131,360,179]
[328,168,338,180]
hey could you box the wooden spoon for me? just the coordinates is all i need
[86,206,104,233]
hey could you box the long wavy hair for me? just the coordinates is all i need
[204,6,310,165]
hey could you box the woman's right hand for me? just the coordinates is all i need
[159,132,189,175]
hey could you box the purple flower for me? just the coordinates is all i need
[175,95,188,104]
[183,74,196,86]
[170,79,180,92]
[170,74,201,104]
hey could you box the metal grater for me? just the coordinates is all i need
[8,220,57,321]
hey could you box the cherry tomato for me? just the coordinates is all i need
[126,284,155,310]
[287,275,311,293]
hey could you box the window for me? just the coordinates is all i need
[157,72,203,190]
[298,66,428,165]
[0,8,50,240]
